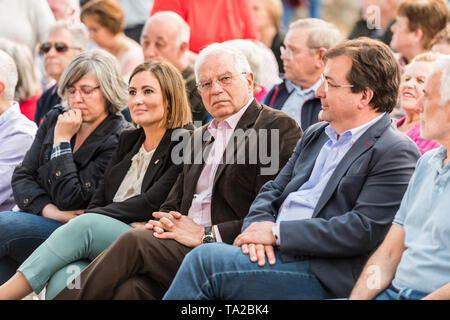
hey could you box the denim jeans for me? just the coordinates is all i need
[374,285,429,300]
[0,211,63,284]
[163,242,331,300]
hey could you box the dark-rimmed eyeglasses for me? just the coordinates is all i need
[39,42,81,54]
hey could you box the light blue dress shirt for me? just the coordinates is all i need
[275,113,386,244]
[280,79,322,126]
[392,146,450,294]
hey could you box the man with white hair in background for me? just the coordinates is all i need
[0,50,37,212]
[350,56,450,300]
[262,18,341,131]
[141,11,208,125]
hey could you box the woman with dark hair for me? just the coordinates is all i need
[0,60,193,300]
[0,49,131,286]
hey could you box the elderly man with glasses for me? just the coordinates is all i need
[262,18,341,131]
[52,42,302,300]
[162,37,422,300]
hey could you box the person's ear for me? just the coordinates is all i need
[245,72,254,90]
[0,81,5,96]
[359,87,374,109]
[178,41,189,55]
[315,47,327,69]
[413,28,424,44]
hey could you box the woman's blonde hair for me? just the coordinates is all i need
[411,51,444,64]
[129,60,192,129]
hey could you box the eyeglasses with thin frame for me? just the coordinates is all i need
[39,42,81,54]
[280,45,320,59]
[320,73,354,92]
[197,72,247,92]
[66,85,101,99]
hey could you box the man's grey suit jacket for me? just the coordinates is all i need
[242,113,421,298]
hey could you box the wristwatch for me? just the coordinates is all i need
[202,226,216,244]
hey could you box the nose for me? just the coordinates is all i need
[316,80,326,98]
[45,45,59,57]
[143,43,157,60]
[71,89,84,102]
[416,94,425,113]
[391,21,397,33]
[129,90,144,103]
[209,79,224,94]
[404,78,416,88]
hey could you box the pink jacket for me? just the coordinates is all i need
[396,117,440,154]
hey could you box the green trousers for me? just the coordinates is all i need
[18,213,132,299]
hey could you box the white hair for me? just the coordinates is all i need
[289,18,342,51]
[0,49,18,101]
[48,20,89,51]
[145,11,190,47]
[430,55,450,106]
[222,39,264,85]
[194,42,252,83]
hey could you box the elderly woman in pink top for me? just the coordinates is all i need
[396,52,442,154]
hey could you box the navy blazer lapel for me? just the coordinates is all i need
[312,114,392,217]
[213,100,261,186]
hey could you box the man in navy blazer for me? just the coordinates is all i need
[163,38,422,300]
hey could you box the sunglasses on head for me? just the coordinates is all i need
[39,42,80,54]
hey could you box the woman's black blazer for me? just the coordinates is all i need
[86,124,193,223]
[12,105,131,214]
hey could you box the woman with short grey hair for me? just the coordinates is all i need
[0,48,131,286]
[58,49,128,114]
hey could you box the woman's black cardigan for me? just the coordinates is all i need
[12,105,131,214]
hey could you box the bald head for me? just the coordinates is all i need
[141,11,190,70]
